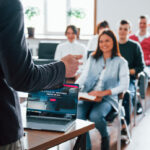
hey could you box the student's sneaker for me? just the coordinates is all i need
[136,103,143,115]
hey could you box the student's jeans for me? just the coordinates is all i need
[77,100,112,150]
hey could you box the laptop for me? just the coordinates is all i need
[23,83,79,132]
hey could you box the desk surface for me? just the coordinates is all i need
[24,119,94,150]
[20,101,95,150]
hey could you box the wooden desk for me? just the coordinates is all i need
[20,101,95,150]
[23,119,95,150]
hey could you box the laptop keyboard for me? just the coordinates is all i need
[27,116,71,125]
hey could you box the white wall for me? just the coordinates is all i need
[28,0,150,55]
[97,0,150,35]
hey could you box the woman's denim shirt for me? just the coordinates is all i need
[76,55,129,111]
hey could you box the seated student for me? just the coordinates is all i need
[129,15,150,113]
[87,20,109,52]
[76,29,129,150]
[118,20,145,127]
[54,25,86,80]
[129,15,150,70]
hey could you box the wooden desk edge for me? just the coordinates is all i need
[27,122,95,150]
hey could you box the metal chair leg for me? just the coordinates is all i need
[128,92,132,137]
[144,97,147,116]
[138,93,146,116]
[117,115,121,150]
[57,145,59,150]
[122,118,131,144]
[73,133,86,150]
[133,93,137,126]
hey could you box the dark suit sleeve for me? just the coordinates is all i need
[0,0,65,92]
[134,43,145,75]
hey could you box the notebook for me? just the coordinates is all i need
[23,83,79,132]
[79,92,96,101]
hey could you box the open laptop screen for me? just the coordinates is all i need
[27,84,79,118]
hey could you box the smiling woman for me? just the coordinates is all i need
[75,29,129,150]
[99,34,113,56]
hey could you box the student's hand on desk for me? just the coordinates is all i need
[61,54,83,78]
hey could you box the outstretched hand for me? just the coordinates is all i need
[61,54,83,78]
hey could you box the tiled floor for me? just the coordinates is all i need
[122,85,150,150]
[125,109,150,150]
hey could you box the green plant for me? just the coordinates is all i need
[25,6,40,21]
[67,8,86,19]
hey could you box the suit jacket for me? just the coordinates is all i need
[0,0,65,145]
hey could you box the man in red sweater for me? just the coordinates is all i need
[130,15,150,76]
[129,15,150,114]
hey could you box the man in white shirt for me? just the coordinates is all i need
[55,25,86,79]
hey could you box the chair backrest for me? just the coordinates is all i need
[137,72,146,99]
[38,41,60,59]
[87,50,94,59]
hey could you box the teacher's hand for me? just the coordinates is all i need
[61,54,82,78]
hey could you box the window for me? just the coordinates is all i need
[21,0,95,36]
[70,0,94,35]
[22,0,44,34]
[46,0,67,34]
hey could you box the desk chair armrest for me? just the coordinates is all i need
[137,71,145,79]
